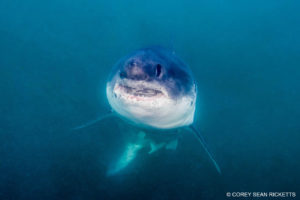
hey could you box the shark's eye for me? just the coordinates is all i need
[156,64,162,77]
[120,71,126,79]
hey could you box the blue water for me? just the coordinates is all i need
[1,0,300,199]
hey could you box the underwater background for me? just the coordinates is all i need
[1,0,300,199]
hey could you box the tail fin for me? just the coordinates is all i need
[106,131,148,176]
[72,112,115,130]
[106,143,143,176]
[189,125,221,174]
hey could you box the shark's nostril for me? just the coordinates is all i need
[127,65,148,80]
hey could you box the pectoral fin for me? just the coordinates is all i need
[189,125,221,174]
[72,112,115,130]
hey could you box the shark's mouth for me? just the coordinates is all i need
[107,80,196,129]
[119,84,163,97]
[114,83,165,100]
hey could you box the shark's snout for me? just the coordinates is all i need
[120,62,149,81]
[119,59,164,81]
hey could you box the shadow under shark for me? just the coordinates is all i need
[74,46,221,175]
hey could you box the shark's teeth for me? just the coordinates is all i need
[116,84,164,98]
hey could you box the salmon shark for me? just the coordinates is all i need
[74,46,221,175]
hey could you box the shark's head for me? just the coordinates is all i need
[106,47,197,129]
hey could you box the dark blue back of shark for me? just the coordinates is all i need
[110,46,196,98]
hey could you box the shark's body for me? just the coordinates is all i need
[75,46,220,175]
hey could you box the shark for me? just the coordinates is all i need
[74,46,221,175]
